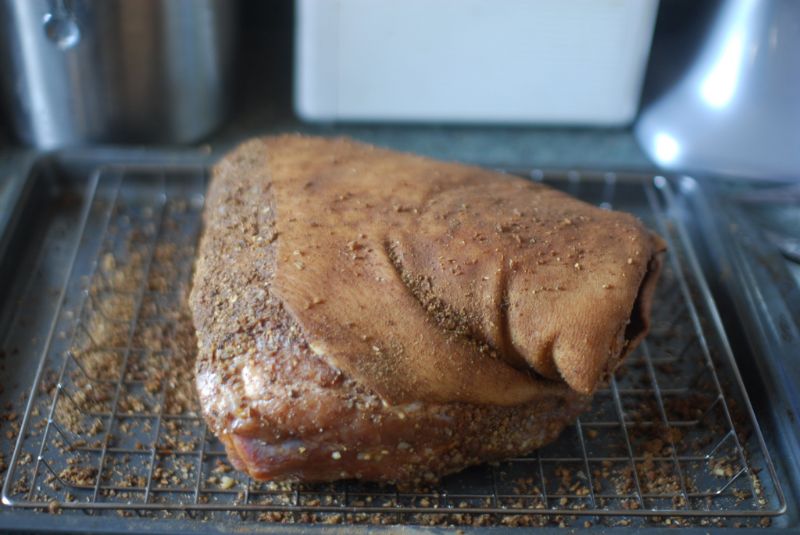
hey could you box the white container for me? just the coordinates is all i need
[295,0,659,125]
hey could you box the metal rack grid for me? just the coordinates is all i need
[1,165,786,526]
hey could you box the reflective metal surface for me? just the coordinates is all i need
[0,0,235,148]
[636,0,800,180]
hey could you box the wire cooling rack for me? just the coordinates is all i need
[1,165,786,527]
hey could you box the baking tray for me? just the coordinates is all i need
[0,153,793,533]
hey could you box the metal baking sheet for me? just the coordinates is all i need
[0,155,790,532]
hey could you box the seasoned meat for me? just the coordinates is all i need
[190,135,665,483]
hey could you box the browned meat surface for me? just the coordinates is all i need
[190,135,665,483]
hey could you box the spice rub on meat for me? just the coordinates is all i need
[190,135,666,483]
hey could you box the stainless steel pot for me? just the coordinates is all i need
[0,0,236,148]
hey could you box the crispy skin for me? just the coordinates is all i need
[190,135,665,483]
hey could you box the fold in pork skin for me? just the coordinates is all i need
[190,135,666,483]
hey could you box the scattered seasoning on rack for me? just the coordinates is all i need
[0,189,780,529]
